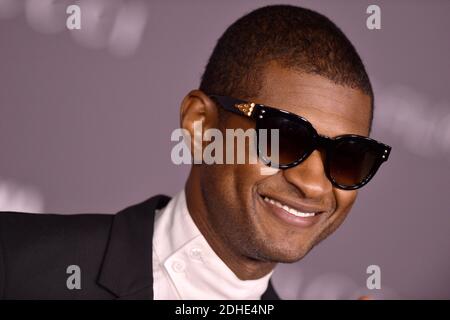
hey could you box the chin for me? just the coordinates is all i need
[251,239,316,264]
[263,251,309,264]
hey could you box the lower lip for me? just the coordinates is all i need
[259,195,322,229]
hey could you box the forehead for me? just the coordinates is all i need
[254,62,372,137]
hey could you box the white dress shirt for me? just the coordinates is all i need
[152,190,273,300]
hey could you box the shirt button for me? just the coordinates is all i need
[171,260,186,273]
[189,247,203,262]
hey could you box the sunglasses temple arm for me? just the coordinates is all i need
[209,95,255,118]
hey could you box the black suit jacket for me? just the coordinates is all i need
[0,195,280,300]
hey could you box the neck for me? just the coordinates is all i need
[184,170,276,280]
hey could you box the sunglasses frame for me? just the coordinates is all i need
[209,95,392,190]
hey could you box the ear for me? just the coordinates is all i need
[180,89,220,159]
[180,89,219,130]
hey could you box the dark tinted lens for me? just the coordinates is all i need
[329,138,379,187]
[257,112,313,166]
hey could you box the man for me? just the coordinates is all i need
[0,5,390,299]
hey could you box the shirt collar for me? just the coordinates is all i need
[153,190,273,299]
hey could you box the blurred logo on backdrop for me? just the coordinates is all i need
[0,0,149,57]
[0,178,44,213]
[374,84,450,162]
[274,266,400,300]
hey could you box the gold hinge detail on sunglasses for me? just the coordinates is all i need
[235,102,255,117]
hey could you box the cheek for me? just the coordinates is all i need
[202,162,263,208]
[223,163,272,227]
[334,189,358,218]
[200,163,268,243]
[231,163,268,204]
[315,189,358,244]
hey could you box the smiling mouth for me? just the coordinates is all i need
[260,195,325,229]
[263,196,318,217]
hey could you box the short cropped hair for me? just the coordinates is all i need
[199,5,374,127]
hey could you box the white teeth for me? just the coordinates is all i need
[263,197,316,217]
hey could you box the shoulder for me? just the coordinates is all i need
[0,210,114,247]
[0,211,114,299]
[0,195,170,299]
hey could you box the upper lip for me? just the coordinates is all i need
[260,193,327,214]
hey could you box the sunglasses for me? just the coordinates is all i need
[210,95,391,190]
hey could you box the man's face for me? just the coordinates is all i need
[199,63,372,263]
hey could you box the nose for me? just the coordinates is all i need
[282,150,333,198]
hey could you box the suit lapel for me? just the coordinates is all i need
[97,194,171,299]
[261,280,280,300]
